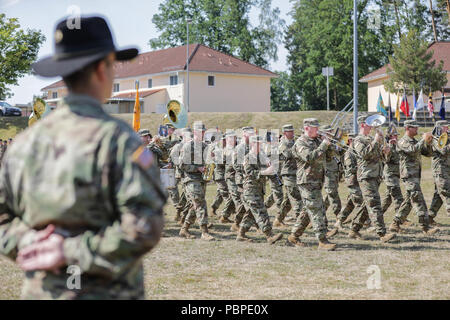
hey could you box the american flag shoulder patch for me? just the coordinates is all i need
[132,145,154,170]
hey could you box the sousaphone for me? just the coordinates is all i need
[162,100,188,128]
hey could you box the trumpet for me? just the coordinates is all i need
[432,126,449,150]
[317,127,349,149]
[202,163,216,182]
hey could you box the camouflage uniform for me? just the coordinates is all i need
[323,147,344,222]
[351,125,388,236]
[290,122,330,241]
[168,137,187,220]
[392,123,433,230]
[428,120,450,219]
[380,143,404,214]
[277,127,303,223]
[0,94,166,299]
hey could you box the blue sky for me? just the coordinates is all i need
[1,0,293,105]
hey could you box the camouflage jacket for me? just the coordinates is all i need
[0,94,166,299]
[243,151,267,196]
[324,146,344,174]
[169,140,184,179]
[397,135,432,180]
[293,134,329,186]
[343,147,358,185]
[353,134,383,181]
[147,142,165,168]
[278,136,297,176]
[383,144,400,180]
[431,136,450,178]
[234,142,249,185]
[212,143,226,181]
[224,146,237,180]
[180,140,207,183]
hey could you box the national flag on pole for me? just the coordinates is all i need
[387,92,393,122]
[395,91,401,122]
[427,92,434,117]
[416,89,425,111]
[400,93,410,118]
[132,81,140,132]
[376,92,388,116]
[412,90,417,120]
[439,93,446,120]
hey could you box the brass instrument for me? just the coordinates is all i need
[365,114,387,148]
[202,163,215,182]
[163,100,188,128]
[28,97,47,126]
[318,127,349,149]
[432,126,448,150]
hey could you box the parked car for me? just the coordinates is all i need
[0,101,22,116]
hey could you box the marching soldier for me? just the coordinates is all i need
[236,135,283,244]
[138,129,152,145]
[389,120,439,235]
[286,118,337,251]
[179,123,215,241]
[263,135,284,215]
[380,125,404,215]
[0,16,166,299]
[428,120,450,221]
[275,124,303,226]
[349,116,395,242]
[334,133,368,231]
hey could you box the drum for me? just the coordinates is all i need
[160,168,176,189]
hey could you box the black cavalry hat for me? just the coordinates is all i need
[32,15,138,77]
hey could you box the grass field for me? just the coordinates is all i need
[0,112,449,300]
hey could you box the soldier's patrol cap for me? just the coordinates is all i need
[242,126,255,133]
[404,120,419,128]
[225,131,236,137]
[193,123,206,131]
[166,123,175,129]
[357,115,368,125]
[282,124,294,132]
[436,120,449,127]
[320,124,333,132]
[250,135,265,143]
[138,129,151,137]
[303,118,320,127]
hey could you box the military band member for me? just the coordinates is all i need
[428,120,450,221]
[275,124,303,226]
[388,120,439,235]
[286,118,337,251]
[350,116,395,242]
[179,123,215,241]
[263,135,284,216]
[236,135,283,244]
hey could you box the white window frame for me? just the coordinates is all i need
[52,92,58,99]
[113,83,120,92]
[169,75,178,86]
[148,78,153,88]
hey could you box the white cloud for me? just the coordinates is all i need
[0,0,21,9]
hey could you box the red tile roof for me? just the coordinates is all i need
[41,44,277,91]
[111,88,164,99]
[360,41,450,82]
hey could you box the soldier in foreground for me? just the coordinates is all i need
[428,120,450,220]
[389,120,439,235]
[286,118,336,251]
[0,16,166,299]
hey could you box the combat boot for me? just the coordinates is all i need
[200,225,215,241]
[334,219,344,230]
[348,230,363,239]
[389,220,401,233]
[402,219,413,227]
[379,233,396,243]
[264,230,283,244]
[210,206,217,217]
[230,222,240,232]
[326,228,338,238]
[287,234,306,247]
[272,218,285,228]
[318,238,337,251]
[422,226,439,236]
[236,228,253,242]
[179,223,196,239]
[428,216,440,227]
[219,216,233,224]
[342,215,353,225]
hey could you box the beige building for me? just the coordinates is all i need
[41,44,277,113]
[360,41,450,113]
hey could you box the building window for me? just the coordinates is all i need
[148,79,152,88]
[135,81,140,89]
[170,75,178,86]
[113,83,120,92]
[208,75,215,87]
[52,92,57,99]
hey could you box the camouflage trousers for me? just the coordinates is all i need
[211,179,235,218]
[278,175,303,221]
[338,182,367,224]
[167,178,184,213]
[429,175,450,218]
[241,188,271,233]
[291,183,327,240]
[235,183,252,226]
[323,170,341,217]
[354,178,386,236]
[184,180,209,226]
[226,179,247,224]
[264,175,284,209]
[394,177,428,228]
[380,179,404,214]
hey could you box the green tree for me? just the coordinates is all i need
[383,29,447,95]
[0,14,45,99]
[149,0,285,68]
[270,71,299,111]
